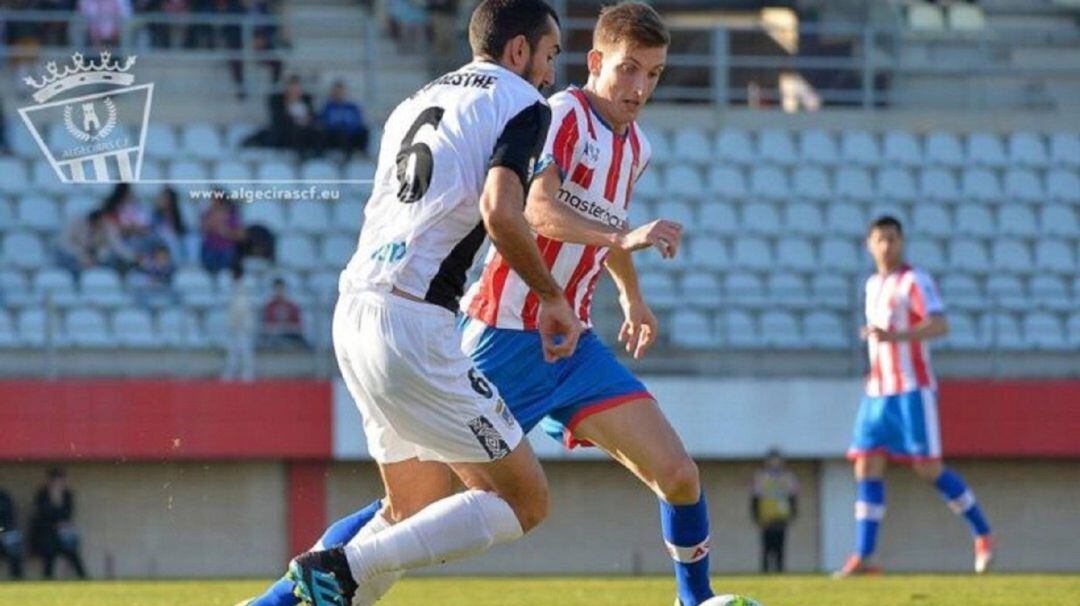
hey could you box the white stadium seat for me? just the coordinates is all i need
[3,231,47,270]
[344,160,377,181]
[998,205,1038,238]
[767,273,808,309]
[670,310,717,349]
[168,159,209,183]
[62,194,100,221]
[34,268,80,308]
[819,238,862,272]
[699,203,739,235]
[908,2,946,32]
[307,271,341,306]
[664,165,705,198]
[0,269,37,308]
[725,273,766,307]
[798,130,838,166]
[685,236,729,271]
[792,167,831,200]
[301,160,342,182]
[1068,313,1080,349]
[0,158,29,195]
[835,167,874,200]
[680,273,721,307]
[1039,205,1078,237]
[988,313,1025,351]
[1035,239,1075,275]
[18,309,51,347]
[911,204,952,237]
[648,130,674,163]
[949,239,990,273]
[31,160,69,196]
[906,238,946,273]
[638,272,677,310]
[945,312,985,349]
[707,166,748,199]
[182,124,227,160]
[954,204,995,237]
[804,311,850,349]
[672,128,712,164]
[741,203,781,235]
[758,129,798,165]
[877,167,917,202]
[1003,168,1045,204]
[960,168,1002,203]
[655,200,696,226]
[840,131,881,167]
[257,160,299,182]
[202,308,230,347]
[146,124,180,160]
[732,237,774,270]
[113,307,159,348]
[634,166,662,197]
[321,234,356,267]
[1049,133,1079,167]
[80,267,127,308]
[278,235,320,271]
[760,310,802,348]
[883,131,922,167]
[776,238,817,272]
[947,2,987,32]
[986,274,1026,311]
[17,195,61,232]
[157,307,205,347]
[749,166,790,200]
[721,310,759,348]
[940,274,982,310]
[287,201,332,234]
[784,203,825,236]
[925,132,965,167]
[332,201,365,232]
[244,199,287,232]
[212,160,254,182]
[825,203,866,237]
[1030,275,1071,312]
[174,268,219,308]
[65,307,114,347]
[1007,132,1048,168]
[714,128,756,165]
[919,168,961,204]
[0,310,17,348]
[811,274,850,309]
[1024,312,1067,351]
[966,132,1007,168]
[1046,169,1080,204]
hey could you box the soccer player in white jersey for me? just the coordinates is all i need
[835,216,994,578]
[244,4,726,606]
[283,2,584,605]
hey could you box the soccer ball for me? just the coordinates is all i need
[700,596,764,606]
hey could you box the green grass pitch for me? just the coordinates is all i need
[2,575,1078,606]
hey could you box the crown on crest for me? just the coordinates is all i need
[24,51,137,103]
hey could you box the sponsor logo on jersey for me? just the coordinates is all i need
[467,416,511,460]
[557,187,626,229]
[370,241,407,263]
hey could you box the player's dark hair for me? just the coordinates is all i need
[868,215,903,236]
[594,1,670,50]
[469,0,560,60]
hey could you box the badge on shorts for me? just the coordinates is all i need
[467,416,511,460]
[494,397,516,428]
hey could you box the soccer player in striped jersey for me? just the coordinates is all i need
[835,216,994,578]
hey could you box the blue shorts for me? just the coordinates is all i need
[459,317,651,448]
[847,388,943,462]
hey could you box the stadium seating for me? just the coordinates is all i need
[714,128,756,166]
[798,130,838,166]
[840,131,881,167]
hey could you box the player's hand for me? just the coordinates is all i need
[861,325,897,342]
[538,295,583,363]
[616,219,683,259]
[618,297,658,360]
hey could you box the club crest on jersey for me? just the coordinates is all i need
[581,140,601,168]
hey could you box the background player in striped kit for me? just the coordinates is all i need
[835,215,994,578]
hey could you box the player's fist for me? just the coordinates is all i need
[617,219,683,259]
[538,295,583,363]
[618,297,658,360]
[861,325,896,342]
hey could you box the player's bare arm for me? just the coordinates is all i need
[481,166,583,361]
[524,164,682,257]
[605,248,658,359]
[862,315,949,343]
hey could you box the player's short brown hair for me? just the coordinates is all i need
[593,2,670,51]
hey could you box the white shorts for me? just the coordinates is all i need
[333,289,523,464]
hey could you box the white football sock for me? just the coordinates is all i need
[343,489,523,584]
[351,512,399,606]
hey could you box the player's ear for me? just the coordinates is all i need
[507,34,530,71]
[586,49,603,77]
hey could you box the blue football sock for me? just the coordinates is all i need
[660,495,714,606]
[855,479,885,558]
[249,498,382,606]
[934,469,991,537]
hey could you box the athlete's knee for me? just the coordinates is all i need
[912,459,944,482]
[655,456,701,505]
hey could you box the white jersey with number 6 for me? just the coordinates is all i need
[340,60,551,311]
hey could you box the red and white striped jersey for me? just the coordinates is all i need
[461,86,652,330]
[864,264,946,396]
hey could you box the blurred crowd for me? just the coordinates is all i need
[244,75,369,160]
[0,468,87,581]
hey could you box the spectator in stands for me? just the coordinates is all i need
[78,0,134,49]
[185,0,217,48]
[0,101,10,155]
[386,0,428,53]
[269,75,321,159]
[30,468,87,580]
[135,0,190,49]
[259,277,307,348]
[320,80,369,159]
[131,244,177,306]
[98,183,145,270]
[149,186,189,263]
[199,192,245,273]
[222,264,256,381]
[0,487,25,580]
[225,0,284,99]
[751,448,798,574]
[54,209,108,276]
